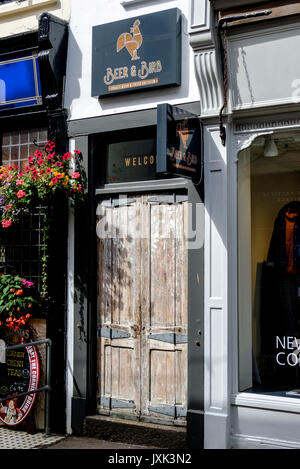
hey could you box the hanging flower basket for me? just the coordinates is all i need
[0,141,85,306]
[0,274,38,332]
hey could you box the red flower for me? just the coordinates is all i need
[34,150,43,158]
[74,149,81,155]
[17,190,26,198]
[38,159,44,166]
[47,153,55,160]
[51,177,58,184]
[72,172,80,179]
[5,204,12,210]
[63,152,71,161]
[15,289,23,296]
[16,179,24,185]
[46,168,52,174]
[1,219,12,228]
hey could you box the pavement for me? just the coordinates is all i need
[43,435,158,450]
[0,427,158,450]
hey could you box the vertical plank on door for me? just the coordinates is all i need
[97,198,141,417]
[141,198,188,423]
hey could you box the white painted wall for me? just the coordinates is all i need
[0,0,70,38]
[227,21,300,112]
[64,0,200,121]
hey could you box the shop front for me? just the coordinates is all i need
[0,12,69,433]
[70,103,205,449]
[66,1,205,448]
[233,119,300,449]
[190,0,300,449]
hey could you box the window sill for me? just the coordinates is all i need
[120,0,147,5]
[232,392,300,414]
[0,0,57,18]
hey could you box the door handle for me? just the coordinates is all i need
[77,323,83,341]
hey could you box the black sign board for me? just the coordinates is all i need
[106,138,156,183]
[92,8,181,98]
[0,344,39,426]
[156,103,202,184]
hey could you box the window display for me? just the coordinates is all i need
[238,132,300,396]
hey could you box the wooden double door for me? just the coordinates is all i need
[96,193,188,425]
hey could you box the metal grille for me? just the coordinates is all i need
[0,128,48,290]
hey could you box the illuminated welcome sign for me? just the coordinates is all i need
[0,52,42,110]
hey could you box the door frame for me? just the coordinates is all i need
[93,178,204,446]
[69,103,204,448]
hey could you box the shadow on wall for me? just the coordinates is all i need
[64,28,83,111]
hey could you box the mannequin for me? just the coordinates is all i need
[267,201,300,337]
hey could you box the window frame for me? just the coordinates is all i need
[232,127,300,415]
[0,0,57,18]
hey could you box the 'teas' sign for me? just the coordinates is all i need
[92,9,182,97]
[0,344,39,426]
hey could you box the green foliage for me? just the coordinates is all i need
[0,274,39,331]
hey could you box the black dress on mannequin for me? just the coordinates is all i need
[266,201,300,337]
[260,201,300,387]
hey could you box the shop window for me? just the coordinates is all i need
[238,132,300,397]
[0,128,47,291]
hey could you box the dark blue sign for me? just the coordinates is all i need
[0,52,42,110]
[156,104,202,184]
[92,8,182,97]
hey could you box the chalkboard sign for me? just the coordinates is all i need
[0,344,39,426]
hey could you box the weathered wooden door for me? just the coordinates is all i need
[96,193,188,425]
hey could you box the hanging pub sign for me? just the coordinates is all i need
[106,138,156,183]
[92,8,182,98]
[156,103,202,184]
[0,344,39,426]
[0,52,42,110]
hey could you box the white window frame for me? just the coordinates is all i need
[231,122,300,415]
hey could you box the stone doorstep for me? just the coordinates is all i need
[83,415,188,450]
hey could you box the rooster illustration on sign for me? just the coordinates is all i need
[117,19,143,61]
[176,118,190,150]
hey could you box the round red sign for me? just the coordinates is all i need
[0,344,40,426]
